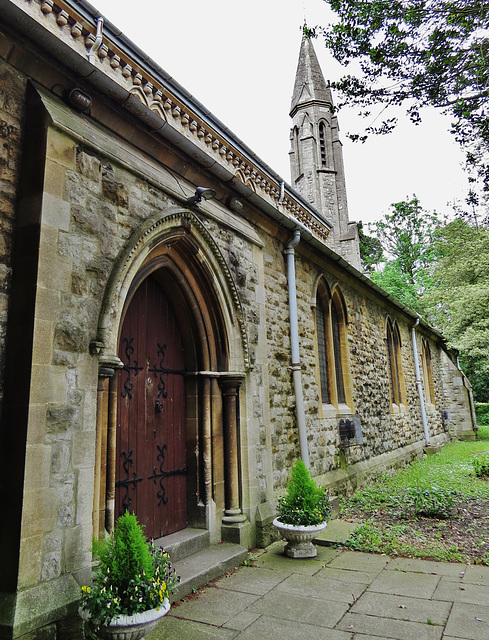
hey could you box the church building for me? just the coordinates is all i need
[0,1,476,638]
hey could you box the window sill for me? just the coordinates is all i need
[390,403,407,415]
[321,402,353,418]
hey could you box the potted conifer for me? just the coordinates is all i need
[273,459,331,558]
[79,511,179,640]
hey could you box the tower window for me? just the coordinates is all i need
[319,122,327,168]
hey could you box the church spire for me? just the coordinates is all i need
[289,35,361,270]
[290,34,333,117]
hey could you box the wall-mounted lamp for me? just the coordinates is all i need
[186,187,216,206]
[68,88,92,113]
[227,197,244,213]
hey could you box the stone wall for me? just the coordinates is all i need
[264,248,452,494]
[0,54,25,404]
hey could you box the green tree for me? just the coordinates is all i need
[370,260,420,310]
[321,1,489,189]
[424,219,489,401]
[358,220,383,272]
[365,196,442,311]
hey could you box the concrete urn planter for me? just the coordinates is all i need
[273,518,327,558]
[79,600,170,640]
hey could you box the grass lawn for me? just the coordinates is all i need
[338,425,489,565]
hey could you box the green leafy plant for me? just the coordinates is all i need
[402,484,455,519]
[475,403,489,426]
[277,459,331,526]
[79,512,179,627]
[473,453,489,478]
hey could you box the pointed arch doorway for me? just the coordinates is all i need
[94,213,250,544]
[115,274,187,539]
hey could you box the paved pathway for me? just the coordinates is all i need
[149,542,489,640]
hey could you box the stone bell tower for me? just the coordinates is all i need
[289,35,361,270]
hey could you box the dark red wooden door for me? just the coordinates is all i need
[116,275,187,538]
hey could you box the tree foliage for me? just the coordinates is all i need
[321,1,489,189]
[358,220,383,272]
[361,196,442,312]
[424,219,489,401]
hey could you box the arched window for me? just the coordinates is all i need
[315,281,351,408]
[331,301,346,404]
[386,318,404,407]
[422,339,435,405]
[318,122,327,168]
[315,294,330,404]
[294,126,301,176]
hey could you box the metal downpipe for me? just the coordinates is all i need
[411,319,431,445]
[284,230,310,468]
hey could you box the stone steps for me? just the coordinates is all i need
[156,528,248,601]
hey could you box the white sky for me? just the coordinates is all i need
[93,0,469,224]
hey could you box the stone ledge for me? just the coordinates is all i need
[0,573,80,639]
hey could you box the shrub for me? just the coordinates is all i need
[473,453,489,478]
[277,459,331,526]
[475,402,489,426]
[402,485,455,519]
[80,512,178,626]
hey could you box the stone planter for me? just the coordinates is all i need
[79,599,170,640]
[273,518,327,558]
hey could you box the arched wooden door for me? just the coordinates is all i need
[116,274,187,538]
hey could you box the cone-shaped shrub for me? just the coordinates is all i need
[277,459,331,526]
[80,511,179,625]
[94,511,155,592]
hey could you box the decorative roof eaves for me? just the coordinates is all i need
[5,0,332,244]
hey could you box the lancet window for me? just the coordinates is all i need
[315,280,351,408]
[386,318,405,408]
[422,339,435,405]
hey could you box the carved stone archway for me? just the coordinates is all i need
[92,209,249,542]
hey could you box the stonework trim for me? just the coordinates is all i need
[97,209,249,370]
[32,83,263,248]
[8,1,330,244]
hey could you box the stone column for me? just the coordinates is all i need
[93,366,114,539]
[106,372,119,533]
[94,353,123,534]
[220,376,246,524]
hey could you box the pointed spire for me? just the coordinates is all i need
[290,35,333,117]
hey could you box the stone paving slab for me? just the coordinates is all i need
[368,567,440,598]
[315,519,362,545]
[350,591,451,625]
[444,602,489,640]
[250,541,340,574]
[433,578,489,605]
[146,548,489,640]
[316,565,380,584]
[168,586,259,626]
[386,557,467,578]
[462,563,489,585]
[327,550,390,573]
[337,612,444,640]
[275,571,366,603]
[246,589,350,627]
[214,566,288,595]
[234,615,353,640]
[222,611,261,632]
[148,616,238,639]
[350,636,405,640]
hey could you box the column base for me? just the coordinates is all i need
[222,508,246,524]
[221,519,253,548]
